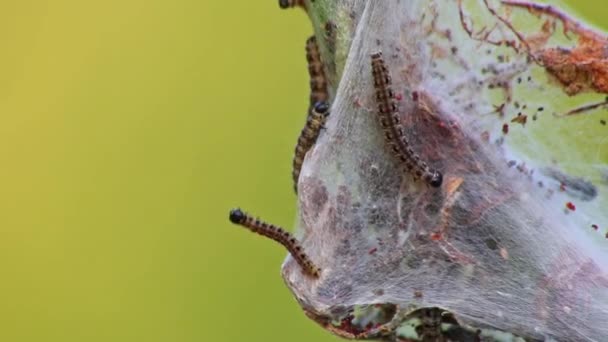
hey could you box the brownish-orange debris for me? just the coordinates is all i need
[501,0,608,96]
[510,113,528,125]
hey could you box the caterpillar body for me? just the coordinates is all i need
[229,208,321,277]
[370,52,443,188]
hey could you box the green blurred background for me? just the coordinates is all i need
[0,1,605,341]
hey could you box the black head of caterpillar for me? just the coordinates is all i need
[292,101,330,193]
[370,52,443,188]
[228,208,321,278]
[305,36,329,107]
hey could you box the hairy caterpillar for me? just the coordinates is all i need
[229,208,321,278]
[278,0,305,10]
[292,102,330,193]
[305,36,329,106]
[371,52,443,188]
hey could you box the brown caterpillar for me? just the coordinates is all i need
[305,36,329,107]
[291,37,330,193]
[229,208,321,278]
[292,102,330,193]
[278,0,305,10]
[370,52,443,188]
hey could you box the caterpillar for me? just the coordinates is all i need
[291,37,330,193]
[292,102,330,193]
[370,52,443,188]
[305,36,329,107]
[229,208,321,278]
[278,0,305,10]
